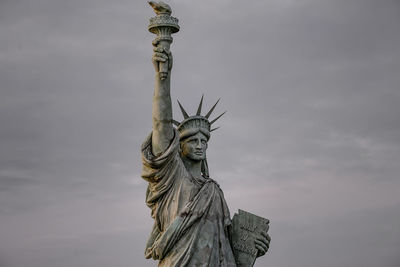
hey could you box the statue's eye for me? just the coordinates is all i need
[201,140,207,145]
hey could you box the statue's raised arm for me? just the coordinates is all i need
[148,1,180,155]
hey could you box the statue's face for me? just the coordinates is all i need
[180,132,208,161]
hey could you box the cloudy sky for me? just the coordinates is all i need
[1,0,400,266]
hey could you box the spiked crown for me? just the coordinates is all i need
[173,95,225,140]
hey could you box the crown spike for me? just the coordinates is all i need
[196,94,204,116]
[172,119,180,126]
[210,127,220,132]
[205,98,220,119]
[210,111,226,125]
[177,100,189,119]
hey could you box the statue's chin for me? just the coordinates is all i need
[182,154,204,162]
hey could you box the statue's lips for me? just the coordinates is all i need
[194,152,203,155]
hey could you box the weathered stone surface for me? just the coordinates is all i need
[140,2,271,266]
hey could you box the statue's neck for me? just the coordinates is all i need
[182,157,202,178]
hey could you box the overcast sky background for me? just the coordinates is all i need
[1,0,400,266]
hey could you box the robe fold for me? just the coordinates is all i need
[141,130,237,266]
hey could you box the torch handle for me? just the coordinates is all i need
[158,40,171,80]
[148,5,179,81]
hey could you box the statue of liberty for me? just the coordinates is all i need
[141,2,270,266]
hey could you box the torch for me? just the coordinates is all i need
[148,1,180,80]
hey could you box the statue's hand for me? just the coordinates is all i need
[152,41,173,73]
[255,230,271,257]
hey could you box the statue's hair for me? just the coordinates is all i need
[179,127,210,141]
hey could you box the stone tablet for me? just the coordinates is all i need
[231,209,270,267]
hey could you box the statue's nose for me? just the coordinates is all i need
[195,141,202,149]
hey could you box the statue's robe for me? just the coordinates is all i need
[141,130,237,267]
